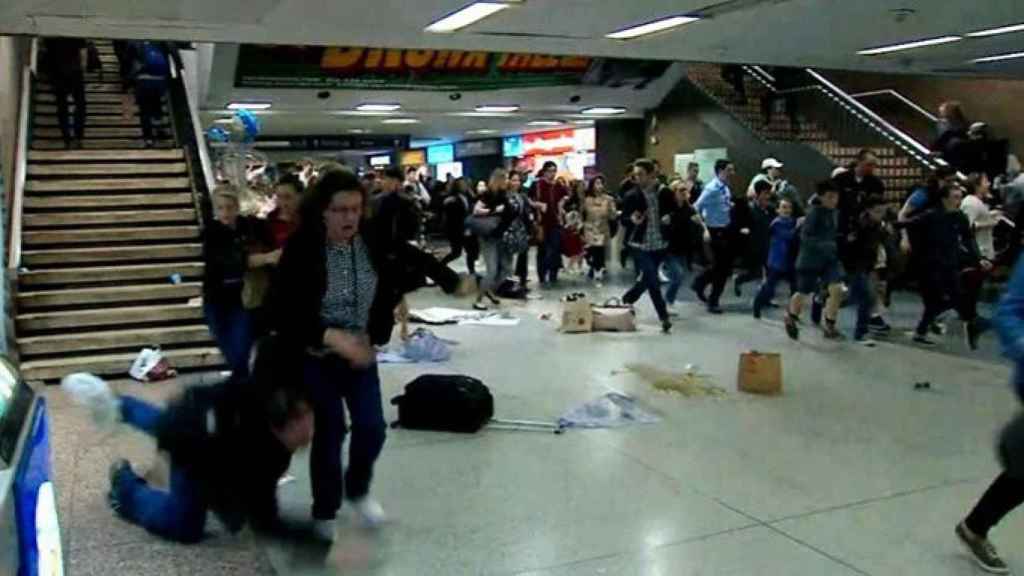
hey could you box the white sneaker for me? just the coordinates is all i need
[61,373,121,430]
[666,303,680,317]
[312,519,337,542]
[349,496,387,527]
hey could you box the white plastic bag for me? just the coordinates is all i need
[128,347,175,382]
[61,373,119,428]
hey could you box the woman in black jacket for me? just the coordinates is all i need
[472,168,517,310]
[440,177,479,276]
[202,186,273,378]
[270,168,463,540]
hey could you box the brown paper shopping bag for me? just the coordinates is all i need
[560,298,593,333]
[737,351,782,395]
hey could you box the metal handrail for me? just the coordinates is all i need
[804,69,936,167]
[8,42,35,271]
[850,89,938,123]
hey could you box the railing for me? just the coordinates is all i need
[850,89,937,123]
[804,69,938,169]
[8,39,37,272]
[166,45,213,229]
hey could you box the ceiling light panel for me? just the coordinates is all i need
[857,35,962,56]
[972,51,1024,63]
[966,23,1024,37]
[581,107,627,115]
[606,15,701,40]
[425,2,509,33]
[381,118,420,124]
[227,102,272,110]
[475,105,520,113]
[356,103,401,112]
[528,120,563,126]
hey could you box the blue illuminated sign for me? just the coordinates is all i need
[426,144,454,164]
[503,136,523,158]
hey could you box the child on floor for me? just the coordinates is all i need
[62,336,313,544]
[753,198,798,319]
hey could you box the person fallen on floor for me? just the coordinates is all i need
[61,335,314,544]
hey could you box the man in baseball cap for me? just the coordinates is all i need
[747,158,784,200]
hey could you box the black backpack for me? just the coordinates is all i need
[391,375,494,433]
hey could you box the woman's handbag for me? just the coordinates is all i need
[502,217,531,255]
[464,214,500,238]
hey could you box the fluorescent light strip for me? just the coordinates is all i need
[348,128,369,134]
[467,129,498,134]
[528,120,563,126]
[606,15,700,40]
[857,35,962,56]
[226,102,271,110]
[475,105,520,113]
[426,2,509,33]
[966,23,1024,37]
[972,51,1024,63]
[356,103,401,112]
[581,107,627,115]
[381,118,419,124]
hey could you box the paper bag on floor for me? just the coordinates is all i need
[737,351,782,395]
[592,299,636,333]
[560,298,593,333]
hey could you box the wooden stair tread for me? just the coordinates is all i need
[19,263,204,285]
[19,325,213,356]
[35,127,145,138]
[18,282,202,308]
[22,243,201,265]
[35,93,128,104]
[35,117,161,128]
[20,347,223,381]
[36,104,139,114]
[29,149,184,162]
[33,140,173,151]
[24,226,200,245]
[38,84,127,93]
[24,193,194,209]
[26,177,190,192]
[25,209,197,227]
[18,303,204,331]
[28,162,186,176]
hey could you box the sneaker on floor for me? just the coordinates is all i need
[956,521,1009,574]
[312,519,337,542]
[661,320,673,335]
[107,459,132,516]
[823,322,845,341]
[349,496,387,527]
[913,333,938,347]
[868,315,892,334]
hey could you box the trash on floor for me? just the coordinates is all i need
[913,381,932,391]
[409,307,519,326]
[128,347,177,382]
[377,329,456,364]
[623,363,727,397]
[737,351,782,395]
[558,392,660,429]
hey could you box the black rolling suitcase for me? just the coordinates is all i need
[391,375,494,433]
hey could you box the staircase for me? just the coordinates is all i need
[686,63,933,202]
[14,40,222,381]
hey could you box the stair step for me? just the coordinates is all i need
[26,177,190,192]
[28,162,186,177]
[24,225,199,245]
[35,126,144,139]
[18,302,204,332]
[20,346,223,381]
[19,324,212,356]
[33,140,173,151]
[19,262,204,286]
[18,282,201,309]
[22,243,201,266]
[24,193,194,209]
[36,104,139,115]
[35,117,160,128]
[29,149,184,162]
[35,93,128,104]
[37,84,125,93]
[24,209,196,227]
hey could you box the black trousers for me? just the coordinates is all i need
[441,232,478,276]
[136,78,167,140]
[916,266,975,335]
[53,75,86,143]
[586,246,607,275]
[694,228,733,307]
[515,249,529,285]
[965,472,1024,537]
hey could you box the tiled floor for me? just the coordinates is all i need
[44,267,1024,575]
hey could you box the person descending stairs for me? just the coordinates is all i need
[15,39,222,381]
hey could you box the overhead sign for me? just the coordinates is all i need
[370,155,392,167]
[234,45,670,91]
[455,139,501,159]
[503,136,524,158]
[522,128,595,156]
[426,144,455,165]
[400,149,426,166]
[252,134,407,151]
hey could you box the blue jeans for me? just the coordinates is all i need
[112,396,207,543]
[754,268,795,312]
[664,254,687,305]
[204,295,252,378]
[537,227,562,284]
[847,272,876,339]
[305,355,386,520]
[624,249,669,322]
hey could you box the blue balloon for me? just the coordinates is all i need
[206,126,229,143]
[234,109,261,143]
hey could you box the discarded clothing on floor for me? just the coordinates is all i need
[377,329,456,364]
[557,392,660,429]
[409,307,520,327]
